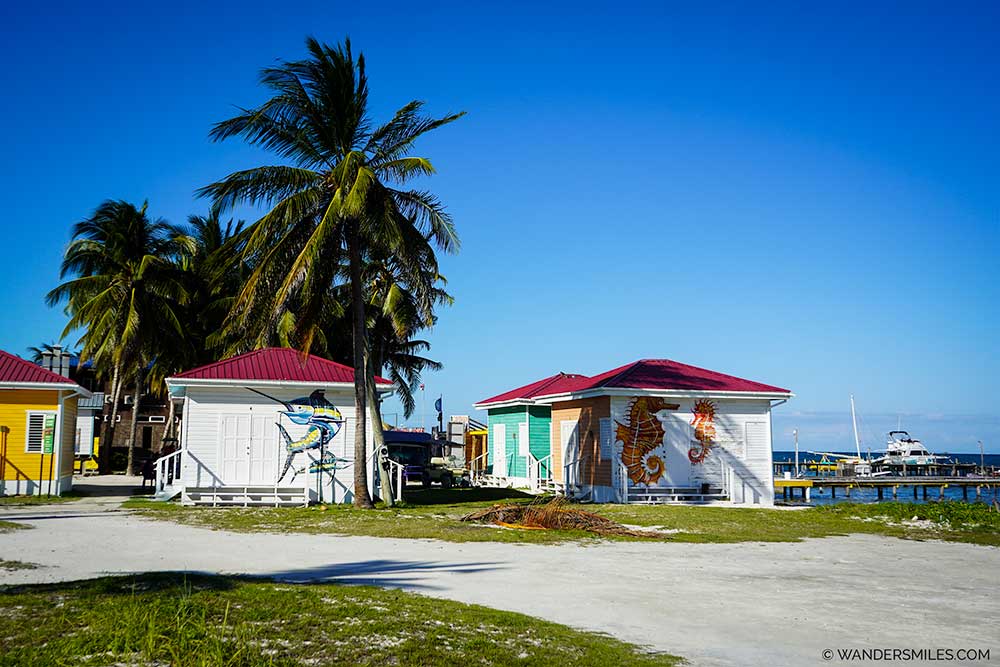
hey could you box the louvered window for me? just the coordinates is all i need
[25,413,48,453]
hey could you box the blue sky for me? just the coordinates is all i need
[0,1,996,452]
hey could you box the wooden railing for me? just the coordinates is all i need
[383,458,405,503]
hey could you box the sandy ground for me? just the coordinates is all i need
[2,487,998,666]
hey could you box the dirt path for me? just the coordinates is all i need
[1,508,997,666]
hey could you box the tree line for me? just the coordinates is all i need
[45,38,463,508]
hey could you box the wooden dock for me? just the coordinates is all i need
[774,476,1000,501]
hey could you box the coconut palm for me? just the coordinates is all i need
[201,37,463,507]
[46,200,189,473]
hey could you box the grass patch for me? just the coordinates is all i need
[0,573,682,666]
[0,520,27,534]
[125,491,1000,547]
[0,491,83,506]
[0,560,39,571]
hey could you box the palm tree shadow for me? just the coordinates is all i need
[254,558,504,591]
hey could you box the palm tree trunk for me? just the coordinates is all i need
[164,395,177,444]
[99,362,122,474]
[349,226,374,508]
[125,365,144,476]
[367,364,393,507]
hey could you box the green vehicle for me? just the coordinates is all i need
[384,430,458,489]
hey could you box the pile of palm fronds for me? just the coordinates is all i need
[460,497,657,538]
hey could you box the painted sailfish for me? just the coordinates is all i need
[247,388,346,482]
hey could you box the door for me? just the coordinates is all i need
[560,421,579,486]
[220,413,251,484]
[248,413,279,484]
[492,424,506,476]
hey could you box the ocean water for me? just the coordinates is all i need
[772,451,1000,505]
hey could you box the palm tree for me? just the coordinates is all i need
[46,200,189,474]
[201,37,463,507]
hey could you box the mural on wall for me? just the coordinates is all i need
[688,399,717,464]
[616,397,680,485]
[247,388,349,482]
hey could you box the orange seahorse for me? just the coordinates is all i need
[616,397,679,485]
[688,399,717,464]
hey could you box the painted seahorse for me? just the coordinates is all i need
[615,397,679,485]
[688,399,716,464]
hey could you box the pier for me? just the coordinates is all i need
[774,476,1000,502]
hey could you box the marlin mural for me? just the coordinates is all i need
[246,388,350,482]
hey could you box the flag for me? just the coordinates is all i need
[434,397,442,413]
[420,383,425,391]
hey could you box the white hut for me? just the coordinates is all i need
[162,348,392,506]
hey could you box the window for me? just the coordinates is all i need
[25,412,55,453]
[144,415,166,423]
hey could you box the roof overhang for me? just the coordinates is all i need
[472,399,535,410]
[0,382,93,398]
[530,387,794,404]
[166,376,395,397]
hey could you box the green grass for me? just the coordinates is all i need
[0,520,27,534]
[124,490,1000,547]
[0,573,682,666]
[0,491,83,506]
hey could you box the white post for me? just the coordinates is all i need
[793,428,799,477]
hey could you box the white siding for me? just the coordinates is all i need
[179,385,376,504]
[608,396,776,505]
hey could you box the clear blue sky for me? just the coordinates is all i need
[1,1,996,452]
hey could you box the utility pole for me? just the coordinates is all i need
[979,440,985,475]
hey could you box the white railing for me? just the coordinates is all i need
[383,458,405,502]
[154,449,183,496]
[618,460,629,503]
[528,453,553,492]
[719,459,732,499]
[469,452,489,485]
[562,453,590,498]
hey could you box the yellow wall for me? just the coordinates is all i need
[0,389,76,483]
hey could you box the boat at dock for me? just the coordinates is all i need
[870,430,950,468]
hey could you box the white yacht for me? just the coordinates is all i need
[872,431,949,467]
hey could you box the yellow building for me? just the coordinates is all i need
[0,350,91,496]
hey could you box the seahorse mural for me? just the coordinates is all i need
[688,399,717,464]
[615,397,680,485]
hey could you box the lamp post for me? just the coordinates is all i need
[793,428,799,477]
[979,440,985,476]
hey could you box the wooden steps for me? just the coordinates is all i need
[182,486,308,507]
[627,486,729,504]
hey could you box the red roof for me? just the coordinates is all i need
[171,348,392,385]
[584,359,789,394]
[0,350,80,386]
[476,359,789,406]
[475,372,589,406]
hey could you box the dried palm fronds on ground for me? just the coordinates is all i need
[460,497,660,538]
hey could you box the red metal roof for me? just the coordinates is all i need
[584,359,790,394]
[171,348,392,385]
[477,359,789,405]
[0,350,80,385]
[475,372,589,406]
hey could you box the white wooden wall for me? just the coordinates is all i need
[608,396,775,505]
[179,385,376,504]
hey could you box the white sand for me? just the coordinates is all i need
[2,495,997,666]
